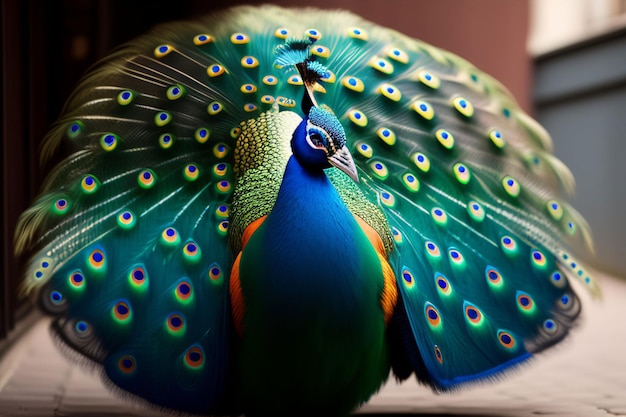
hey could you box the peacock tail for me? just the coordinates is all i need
[14,5,598,415]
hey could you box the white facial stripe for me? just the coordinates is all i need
[306,120,334,154]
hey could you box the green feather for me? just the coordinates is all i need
[230,108,300,252]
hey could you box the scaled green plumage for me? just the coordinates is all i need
[14,5,598,416]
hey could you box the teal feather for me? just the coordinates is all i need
[13,5,598,415]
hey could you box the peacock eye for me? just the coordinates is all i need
[307,127,328,150]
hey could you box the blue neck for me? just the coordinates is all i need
[243,155,379,319]
[273,156,341,218]
[264,156,357,263]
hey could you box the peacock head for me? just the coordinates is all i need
[275,38,359,182]
[291,105,359,182]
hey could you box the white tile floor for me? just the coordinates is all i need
[0,273,625,417]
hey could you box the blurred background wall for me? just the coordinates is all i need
[530,0,626,278]
[2,0,625,343]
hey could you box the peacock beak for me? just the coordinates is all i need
[328,146,359,183]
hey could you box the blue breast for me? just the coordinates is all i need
[235,155,390,414]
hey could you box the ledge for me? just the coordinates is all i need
[534,26,626,105]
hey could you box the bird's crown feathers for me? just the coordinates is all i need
[274,38,330,85]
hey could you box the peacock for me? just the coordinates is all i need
[14,5,599,416]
